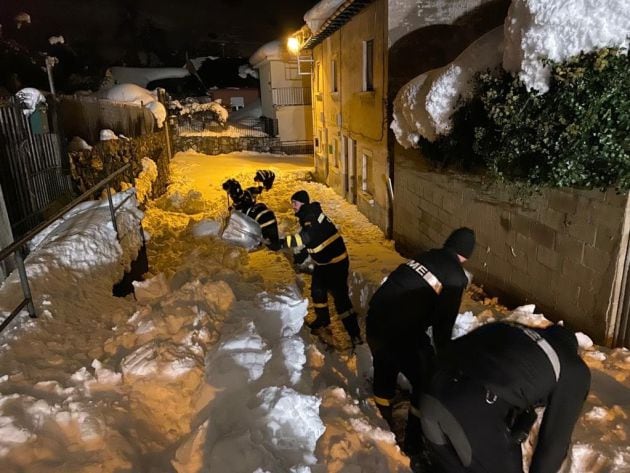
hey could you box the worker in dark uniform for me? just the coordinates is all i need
[222,173,280,250]
[366,227,475,455]
[420,321,590,473]
[281,190,362,346]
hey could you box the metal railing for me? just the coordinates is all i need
[176,115,271,138]
[272,87,312,106]
[0,164,132,332]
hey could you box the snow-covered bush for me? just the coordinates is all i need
[174,98,229,128]
[419,48,630,190]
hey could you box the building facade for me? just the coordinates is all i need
[303,0,390,232]
[250,42,313,146]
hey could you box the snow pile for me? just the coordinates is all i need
[1,151,629,472]
[134,157,158,204]
[392,26,504,145]
[392,0,630,146]
[99,129,118,141]
[14,12,30,29]
[108,66,190,88]
[249,40,286,67]
[503,0,630,93]
[238,64,258,80]
[304,0,345,33]
[15,88,46,116]
[98,84,166,128]
[67,136,92,151]
[48,35,64,45]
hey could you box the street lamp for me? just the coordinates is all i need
[287,36,300,54]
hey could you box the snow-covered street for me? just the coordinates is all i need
[0,151,629,472]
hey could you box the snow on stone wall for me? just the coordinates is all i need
[392,26,503,145]
[392,0,630,146]
[503,0,630,93]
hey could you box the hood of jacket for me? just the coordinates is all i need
[296,201,322,224]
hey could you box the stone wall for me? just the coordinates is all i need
[394,146,629,343]
[69,131,170,199]
[172,135,282,156]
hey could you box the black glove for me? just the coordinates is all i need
[342,312,363,344]
[508,408,537,443]
[293,250,308,265]
[267,238,284,251]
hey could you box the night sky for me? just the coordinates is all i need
[1,0,319,62]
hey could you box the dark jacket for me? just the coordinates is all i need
[285,202,348,265]
[441,322,591,473]
[367,248,468,352]
[242,202,277,238]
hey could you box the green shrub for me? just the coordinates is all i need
[421,48,630,190]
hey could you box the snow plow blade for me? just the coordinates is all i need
[221,211,263,250]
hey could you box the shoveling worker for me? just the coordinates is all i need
[366,227,475,456]
[222,177,280,250]
[419,321,590,473]
[279,190,362,346]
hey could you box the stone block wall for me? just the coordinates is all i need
[69,131,170,198]
[394,149,629,343]
[172,135,282,155]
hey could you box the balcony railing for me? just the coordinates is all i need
[272,87,312,106]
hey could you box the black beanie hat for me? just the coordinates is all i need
[443,227,475,259]
[291,190,310,205]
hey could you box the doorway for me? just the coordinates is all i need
[345,137,357,203]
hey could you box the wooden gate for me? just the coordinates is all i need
[0,97,73,237]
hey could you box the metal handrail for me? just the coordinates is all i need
[0,163,131,332]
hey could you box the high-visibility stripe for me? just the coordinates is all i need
[312,302,328,308]
[405,259,443,295]
[317,212,326,223]
[286,234,303,247]
[259,219,276,228]
[374,396,392,407]
[516,325,561,381]
[308,233,340,254]
[314,252,348,266]
[254,209,271,222]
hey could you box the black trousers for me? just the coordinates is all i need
[311,258,353,323]
[420,370,523,473]
[366,327,435,403]
[367,323,435,454]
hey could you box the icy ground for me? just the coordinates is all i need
[0,150,629,472]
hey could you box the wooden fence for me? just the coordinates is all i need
[0,97,73,237]
[58,96,155,144]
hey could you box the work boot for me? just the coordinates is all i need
[341,311,363,345]
[307,313,330,331]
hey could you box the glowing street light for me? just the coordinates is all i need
[287,36,300,54]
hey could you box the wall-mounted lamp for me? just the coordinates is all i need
[287,36,300,54]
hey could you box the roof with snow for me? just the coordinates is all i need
[302,0,374,50]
